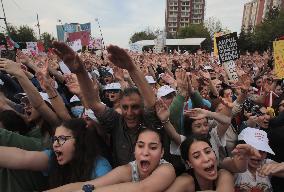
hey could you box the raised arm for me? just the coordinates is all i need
[107,45,156,108]
[0,58,60,127]
[155,99,181,145]
[0,146,48,171]
[46,164,132,192]
[258,162,284,178]
[52,42,105,115]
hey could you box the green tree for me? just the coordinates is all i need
[16,25,36,42]
[41,32,54,51]
[177,24,212,51]
[204,17,223,39]
[130,29,157,43]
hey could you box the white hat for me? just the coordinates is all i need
[204,65,213,70]
[0,79,4,86]
[70,95,80,103]
[238,127,275,155]
[104,82,121,90]
[145,76,156,84]
[157,85,176,99]
[39,92,51,104]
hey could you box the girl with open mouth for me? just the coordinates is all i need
[0,118,112,190]
[166,135,235,192]
[45,127,176,192]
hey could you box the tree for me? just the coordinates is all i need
[177,24,212,51]
[130,29,157,43]
[6,24,36,43]
[41,32,54,51]
[204,17,223,39]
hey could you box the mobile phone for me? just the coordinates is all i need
[1,50,16,61]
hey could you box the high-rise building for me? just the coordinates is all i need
[242,0,284,32]
[165,0,205,37]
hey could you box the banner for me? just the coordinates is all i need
[213,32,223,57]
[216,32,240,63]
[66,39,82,52]
[68,31,90,46]
[56,22,91,42]
[273,40,284,78]
[94,38,103,49]
[129,43,143,53]
[223,60,238,81]
[26,42,38,54]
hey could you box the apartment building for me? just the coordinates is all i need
[165,0,205,37]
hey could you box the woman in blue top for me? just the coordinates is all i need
[0,118,112,189]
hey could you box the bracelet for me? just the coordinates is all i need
[48,95,58,100]
[161,118,170,124]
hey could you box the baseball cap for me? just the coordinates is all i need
[145,76,156,84]
[238,127,275,155]
[157,85,176,99]
[104,83,121,90]
[70,95,81,103]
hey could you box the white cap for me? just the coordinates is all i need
[238,127,275,155]
[204,65,213,70]
[104,82,121,90]
[157,85,176,99]
[70,95,80,103]
[39,92,51,104]
[0,79,4,86]
[145,76,156,84]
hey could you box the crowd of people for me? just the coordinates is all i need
[0,41,283,192]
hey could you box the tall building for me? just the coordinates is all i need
[242,0,284,32]
[165,0,205,37]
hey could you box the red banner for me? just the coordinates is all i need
[68,31,90,46]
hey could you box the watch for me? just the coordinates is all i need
[82,184,95,192]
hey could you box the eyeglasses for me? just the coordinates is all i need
[52,135,74,146]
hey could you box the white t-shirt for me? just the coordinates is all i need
[170,126,226,164]
[234,159,274,192]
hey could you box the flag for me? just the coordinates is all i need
[273,40,284,78]
[37,41,45,53]
[26,42,38,54]
[6,36,20,49]
[68,31,90,46]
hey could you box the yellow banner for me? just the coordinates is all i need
[273,40,284,78]
[214,32,223,57]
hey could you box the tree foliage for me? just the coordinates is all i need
[41,32,55,51]
[239,7,284,52]
[177,24,212,51]
[204,17,223,39]
[130,28,157,43]
[7,25,36,43]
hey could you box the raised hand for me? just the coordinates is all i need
[258,162,284,177]
[175,68,189,97]
[184,108,208,119]
[0,58,25,77]
[52,41,84,73]
[113,66,124,81]
[36,71,55,92]
[64,74,81,96]
[155,99,170,122]
[107,45,135,71]
[232,144,261,160]
[161,73,177,88]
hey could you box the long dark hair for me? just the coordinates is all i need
[49,118,100,188]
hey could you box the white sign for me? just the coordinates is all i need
[66,39,82,52]
[59,61,71,74]
[223,60,238,81]
[26,42,38,54]
[129,43,143,53]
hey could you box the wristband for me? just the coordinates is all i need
[161,118,170,124]
[48,95,58,100]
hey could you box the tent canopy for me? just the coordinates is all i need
[134,38,206,47]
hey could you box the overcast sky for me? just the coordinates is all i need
[1,0,251,48]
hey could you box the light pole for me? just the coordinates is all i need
[0,0,10,36]
[95,18,105,50]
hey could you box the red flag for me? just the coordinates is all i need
[37,41,45,52]
[68,31,90,46]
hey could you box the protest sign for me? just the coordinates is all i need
[216,32,240,63]
[26,42,38,54]
[223,60,238,81]
[273,40,284,78]
[213,32,223,57]
[129,43,143,53]
[67,39,82,52]
[59,61,71,74]
[68,31,90,46]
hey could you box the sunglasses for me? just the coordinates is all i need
[106,89,120,94]
[52,135,74,146]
